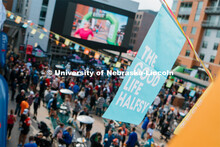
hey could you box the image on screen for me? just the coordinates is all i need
[71,3,129,46]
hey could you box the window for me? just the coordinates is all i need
[199,53,205,60]
[172,1,178,12]
[136,15,139,19]
[134,21,136,25]
[133,33,136,37]
[130,39,132,43]
[40,11,47,18]
[213,43,219,50]
[42,0,49,6]
[137,21,140,25]
[210,56,215,63]
[216,30,220,38]
[133,40,136,44]
[183,26,187,32]
[185,50,190,56]
[191,27,196,35]
[178,15,189,24]
[205,29,211,36]
[194,14,200,21]
[139,15,142,19]
[197,2,203,10]
[202,41,208,48]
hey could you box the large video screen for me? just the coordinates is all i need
[70,4,129,47]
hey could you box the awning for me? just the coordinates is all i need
[172,71,210,88]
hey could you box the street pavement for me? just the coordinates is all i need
[7,89,166,147]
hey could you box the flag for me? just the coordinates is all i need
[55,34,60,40]
[168,72,220,147]
[84,48,90,55]
[64,39,70,46]
[74,44,80,50]
[0,32,8,68]
[94,52,100,59]
[116,62,121,68]
[42,27,47,32]
[15,16,22,24]
[0,75,9,147]
[39,33,45,39]
[31,29,36,35]
[22,22,28,28]
[102,5,186,125]
[55,40,59,45]
[178,86,184,93]
[104,57,110,64]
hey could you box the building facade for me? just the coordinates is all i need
[173,0,220,80]
[129,10,156,51]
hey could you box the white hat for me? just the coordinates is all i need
[30,91,34,95]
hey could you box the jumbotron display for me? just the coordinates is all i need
[70,3,128,46]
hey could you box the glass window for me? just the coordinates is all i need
[139,15,142,19]
[191,27,197,35]
[183,26,187,32]
[40,10,47,18]
[199,53,205,60]
[133,33,136,37]
[205,29,211,36]
[216,30,220,38]
[202,41,208,48]
[172,1,178,12]
[194,13,200,21]
[130,39,132,43]
[137,21,140,25]
[185,50,190,56]
[136,15,139,19]
[197,2,203,10]
[42,0,49,6]
[133,40,136,44]
[210,55,215,63]
[213,43,219,50]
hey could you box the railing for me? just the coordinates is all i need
[205,7,220,14]
[178,8,192,15]
[202,20,220,29]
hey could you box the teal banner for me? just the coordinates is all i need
[103,5,186,125]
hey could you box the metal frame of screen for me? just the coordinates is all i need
[51,0,135,52]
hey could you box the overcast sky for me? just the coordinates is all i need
[132,0,173,11]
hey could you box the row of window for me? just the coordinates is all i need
[202,42,219,50]
[205,29,220,38]
[130,39,136,44]
[134,21,140,26]
[185,50,216,63]
[136,14,142,19]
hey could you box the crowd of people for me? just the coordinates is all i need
[3,52,204,147]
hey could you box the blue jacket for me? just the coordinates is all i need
[73,85,80,94]
[142,117,150,130]
[63,130,73,145]
[126,132,137,147]
[103,133,115,147]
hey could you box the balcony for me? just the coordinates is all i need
[202,20,220,29]
[205,7,220,14]
[178,8,192,15]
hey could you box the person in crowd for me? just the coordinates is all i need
[24,136,37,147]
[146,119,156,140]
[78,87,85,104]
[52,123,65,139]
[96,94,105,116]
[15,90,25,116]
[103,130,115,147]
[73,82,80,99]
[119,123,128,147]
[11,78,17,101]
[113,129,123,146]
[105,120,114,134]
[79,108,88,131]
[18,109,31,147]
[72,99,82,120]
[126,127,138,147]
[144,133,154,147]
[20,97,29,116]
[59,126,74,147]
[85,121,93,140]
[90,132,102,147]
[33,92,40,120]
[141,115,151,139]
[153,96,161,109]
[7,109,16,140]
[27,91,35,107]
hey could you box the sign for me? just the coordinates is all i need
[169,72,220,147]
[102,5,186,125]
[0,32,8,68]
[0,75,9,147]
[26,45,33,55]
